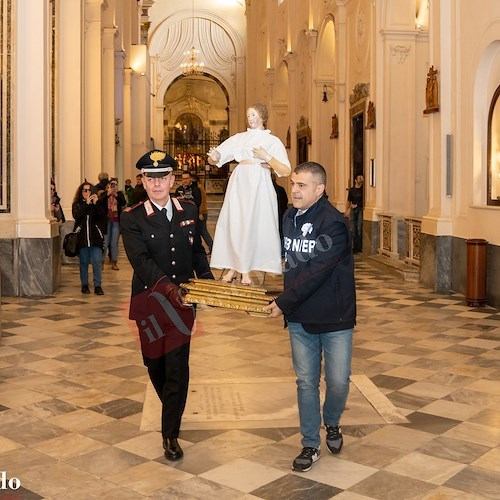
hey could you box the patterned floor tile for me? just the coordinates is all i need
[0,253,498,498]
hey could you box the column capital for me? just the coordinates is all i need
[85,0,104,21]
[102,26,118,47]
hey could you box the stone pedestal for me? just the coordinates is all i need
[0,236,61,297]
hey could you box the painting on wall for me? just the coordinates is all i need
[297,116,311,165]
[351,111,364,181]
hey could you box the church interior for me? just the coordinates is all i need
[0,0,499,498]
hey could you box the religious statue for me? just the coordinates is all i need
[365,101,376,129]
[306,126,312,145]
[330,114,339,139]
[424,65,439,114]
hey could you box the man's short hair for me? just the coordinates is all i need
[181,172,191,178]
[98,172,109,181]
[294,162,326,186]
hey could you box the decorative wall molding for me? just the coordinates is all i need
[349,83,369,105]
[391,44,411,64]
[0,0,12,212]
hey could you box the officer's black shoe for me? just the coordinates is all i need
[94,286,104,295]
[81,285,90,294]
[163,437,183,461]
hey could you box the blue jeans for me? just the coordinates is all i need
[103,220,120,262]
[288,322,352,449]
[79,246,103,287]
[350,208,363,252]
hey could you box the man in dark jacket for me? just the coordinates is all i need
[345,174,364,253]
[265,161,355,473]
[121,150,213,462]
[133,173,148,204]
[174,171,202,208]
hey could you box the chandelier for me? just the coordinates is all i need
[181,46,205,76]
[180,0,205,76]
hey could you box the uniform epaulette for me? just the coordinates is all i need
[123,201,145,213]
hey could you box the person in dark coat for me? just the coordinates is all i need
[345,174,364,253]
[51,179,65,225]
[272,173,289,253]
[72,181,107,295]
[121,150,213,462]
[99,178,127,270]
[133,173,148,204]
[95,172,109,196]
[174,171,202,208]
[265,162,356,473]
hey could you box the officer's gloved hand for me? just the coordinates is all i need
[158,281,190,309]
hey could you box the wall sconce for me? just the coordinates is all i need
[322,84,336,103]
[130,44,147,74]
[140,72,155,97]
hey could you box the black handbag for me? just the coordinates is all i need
[63,227,81,257]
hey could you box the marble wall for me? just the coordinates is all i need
[451,237,467,297]
[0,236,61,297]
[363,220,379,256]
[0,239,19,296]
[487,243,500,306]
[397,220,407,260]
[420,234,452,293]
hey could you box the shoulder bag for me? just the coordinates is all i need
[63,226,81,257]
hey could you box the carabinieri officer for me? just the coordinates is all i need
[121,150,213,461]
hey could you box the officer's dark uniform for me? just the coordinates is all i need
[121,150,213,461]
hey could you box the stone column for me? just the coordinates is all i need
[131,71,149,166]
[115,50,126,184]
[334,1,348,209]
[284,51,298,168]
[58,0,83,218]
[420,0,452,291]
[15,0,57,295]
[123,68,133,177]
[84,0,104,183]
[102,27,118,177]
[153,104,165,154]
[379,2,418,217]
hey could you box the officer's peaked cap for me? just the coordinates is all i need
[136,150,177,177]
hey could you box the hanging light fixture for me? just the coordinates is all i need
[180,0,205,76]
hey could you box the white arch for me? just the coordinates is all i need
[473,36,500,205]
[148,9,245,98]
[148,9,246,143]
[316,15,336,81]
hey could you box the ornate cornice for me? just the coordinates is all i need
[349,83,369,105]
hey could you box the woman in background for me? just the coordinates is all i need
[72,182,107,295]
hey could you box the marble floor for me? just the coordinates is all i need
[0,252,499,499]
